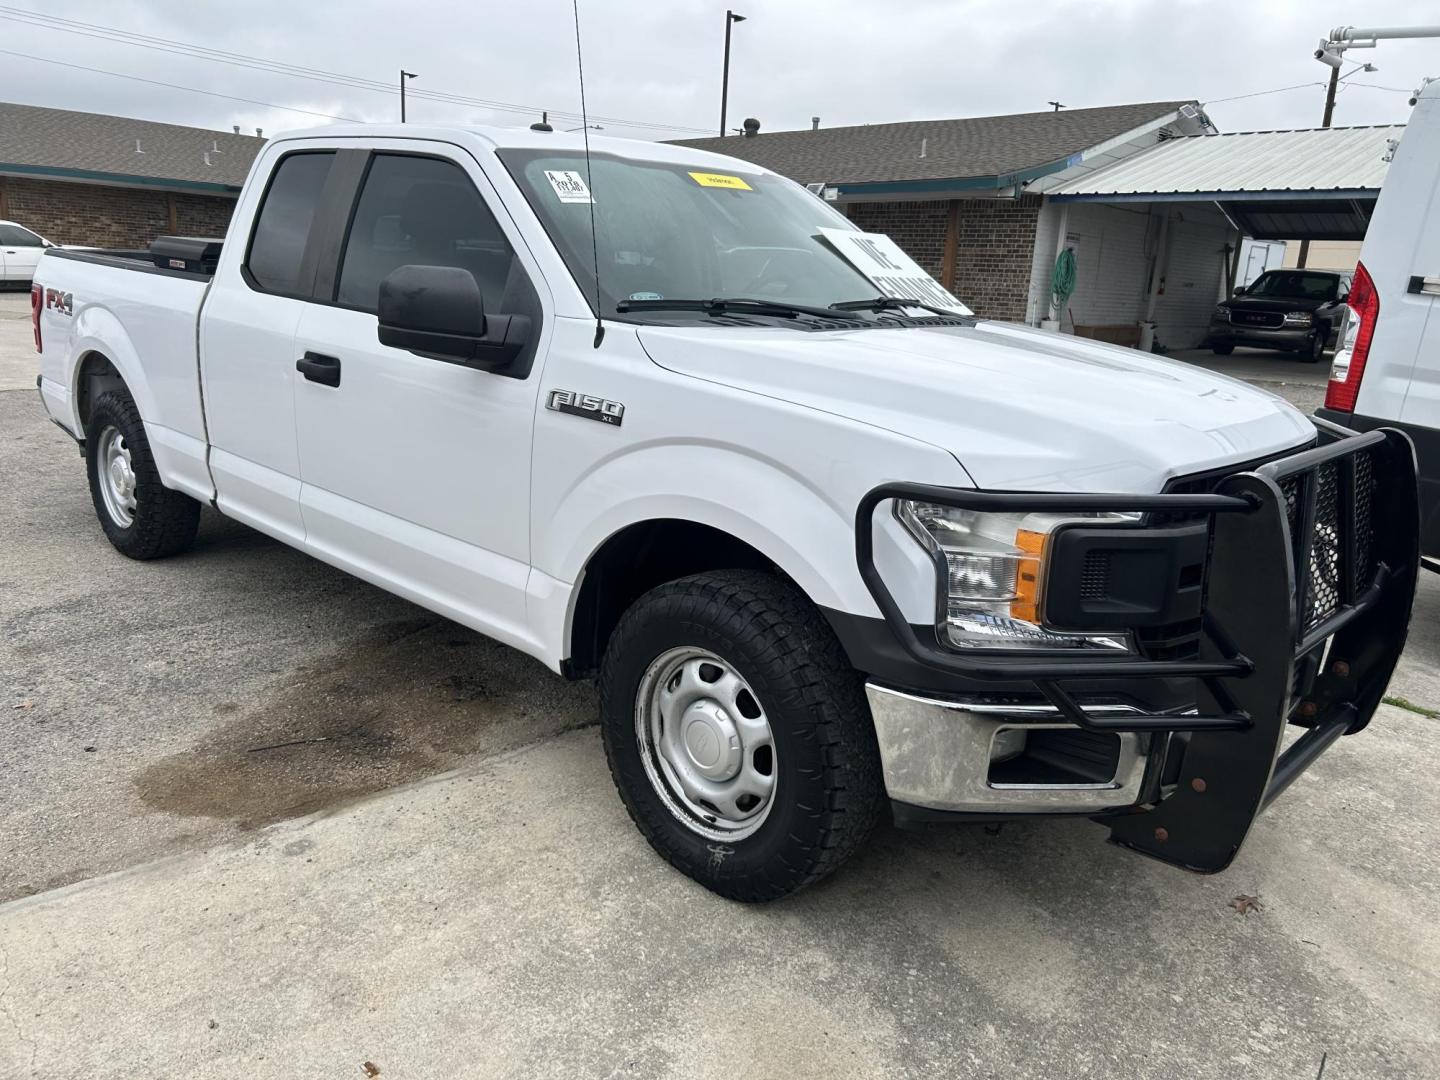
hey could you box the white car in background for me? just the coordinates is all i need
[1,220,56,286]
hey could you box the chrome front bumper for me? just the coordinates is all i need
[865,684,1160,814]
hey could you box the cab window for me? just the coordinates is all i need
[245,151,335,295]
[335,154,517,314]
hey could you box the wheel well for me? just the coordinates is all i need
[567,519,793,678]
[75,351,127,434]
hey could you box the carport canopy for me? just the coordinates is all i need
[1045,125,1404,241]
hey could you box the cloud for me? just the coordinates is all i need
[0,0,1429,137]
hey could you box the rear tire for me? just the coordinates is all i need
[85,390,200,559]
[599,571,884,902]
[1211,344,1234,356]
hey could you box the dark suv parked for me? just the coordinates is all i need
[1206,268,1352,362]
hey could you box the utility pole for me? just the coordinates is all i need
[1297,63,1341,267]
[400,69,418,123]
[720,10,746,137]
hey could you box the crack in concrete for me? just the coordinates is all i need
[0,935,39,1076]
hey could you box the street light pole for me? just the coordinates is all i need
[720,10,746,137]
[400,69,418,123]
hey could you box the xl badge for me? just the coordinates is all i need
[547,389,624,427]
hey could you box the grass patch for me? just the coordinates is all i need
[1382,695,1439,719]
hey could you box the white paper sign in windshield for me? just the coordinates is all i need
[545,169,593,204]
[817,227,972,315]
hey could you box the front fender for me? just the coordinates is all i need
[536,435,962,636]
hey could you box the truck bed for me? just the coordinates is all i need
[45,235,223,281]
[35,240,219,503]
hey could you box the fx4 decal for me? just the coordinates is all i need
[45,288,73,316]
[546,389,624,427]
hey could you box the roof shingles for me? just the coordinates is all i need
[0,101,263,190]
[673,101,1191,186]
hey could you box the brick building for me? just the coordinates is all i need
[0,102,263,248]
[675,102,1229,346]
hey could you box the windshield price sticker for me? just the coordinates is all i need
[689,171,753,191]
[817,227,972,315]
[545,169,594,204]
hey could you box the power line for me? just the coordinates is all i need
[0,4,712,134]
[0,48,362,122]
[1342,82,1415,94]
[1201,81,1325,106]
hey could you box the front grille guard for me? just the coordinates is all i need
[855,426,1418,872]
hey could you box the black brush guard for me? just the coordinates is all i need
[855,426,1418,872]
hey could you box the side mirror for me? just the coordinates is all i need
[1337,292,1349,305]
[1233,285,1247,296]
[377,264,530,372]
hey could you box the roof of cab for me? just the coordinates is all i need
[268,122,776,174]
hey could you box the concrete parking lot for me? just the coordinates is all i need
[2,291,1437,1078]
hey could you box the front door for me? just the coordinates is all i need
[0,222,45,283]
[292,145,547,650]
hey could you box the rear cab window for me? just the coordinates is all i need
[244,151,336,295]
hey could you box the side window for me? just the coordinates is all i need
[245,151,335,295]
[0,224,42,246]
[336,154,516,314]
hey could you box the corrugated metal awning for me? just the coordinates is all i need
[1048,125,1402,201]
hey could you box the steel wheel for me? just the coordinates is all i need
[635,647,777,841]
[96,424,138,528]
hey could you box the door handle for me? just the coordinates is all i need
[296,351,341,387]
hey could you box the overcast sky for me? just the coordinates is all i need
[0,0,1433,141]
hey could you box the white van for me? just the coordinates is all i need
[1317,79,1440,560]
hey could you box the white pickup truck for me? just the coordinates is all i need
[32,123,1418,901]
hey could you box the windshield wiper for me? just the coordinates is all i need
[615,297,867,320]
[832,296,968,319]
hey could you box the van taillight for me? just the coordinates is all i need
[30,282,42,353]
[1324,260,1378,413]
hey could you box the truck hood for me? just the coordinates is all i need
[636,320,1315,492]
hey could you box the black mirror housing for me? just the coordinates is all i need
[377,264,530,373]
[1233,285,1247,296]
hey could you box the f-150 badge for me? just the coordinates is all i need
[547,389,624,427]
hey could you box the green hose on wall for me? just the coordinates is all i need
[1050,247,1077,324]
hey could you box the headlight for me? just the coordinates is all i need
[1212,305,1229,318]
[896,501,1138,652]
[1284,311,1312,325]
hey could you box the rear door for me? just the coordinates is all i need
[290,141,548,650]
[200,146,363,543]
[1348,84,1440,551]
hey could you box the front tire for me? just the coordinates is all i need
[85,390,200,559]
[1211,344,1234,356]
[1304,330,1326,363]
[599,571,884,902]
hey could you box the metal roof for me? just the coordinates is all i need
[0,102,263,193]
[671,101,1193,191]
[1049,125,1402,201]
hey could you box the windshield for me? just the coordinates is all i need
[498,148,918,322]
[1245,270,1340,301]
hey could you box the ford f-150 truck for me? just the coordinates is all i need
[32,123,1419,901]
